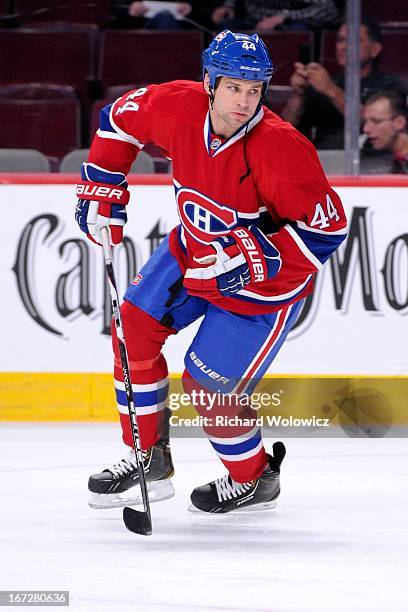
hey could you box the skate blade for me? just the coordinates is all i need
[88,479,175,509]
[188,499,277,514]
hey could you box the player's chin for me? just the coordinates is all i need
[230,112,249,125]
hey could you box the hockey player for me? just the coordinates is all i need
[75,30,347,513]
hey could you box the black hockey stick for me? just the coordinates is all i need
[100,227,152,536]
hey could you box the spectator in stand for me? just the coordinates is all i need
[361,91,408,174]
[212,0,338,32]
[282,17,407,149]
[110,1,217,30]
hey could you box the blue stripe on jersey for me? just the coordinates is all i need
[81,162,127,186]
[291,223,346,264]
[115,384,169,407]
[99,103,116,133]
[210,430,262,456]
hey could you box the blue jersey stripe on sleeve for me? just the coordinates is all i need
[99,103,116,133]
[291,223,346,265]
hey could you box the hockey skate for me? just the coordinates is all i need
[88,436,175,509]
[189,442,286,514]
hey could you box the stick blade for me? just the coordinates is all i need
[123,506,152,536]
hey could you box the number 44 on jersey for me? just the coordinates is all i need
[311,194,340,230]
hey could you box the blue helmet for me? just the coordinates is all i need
[202,30,274,93]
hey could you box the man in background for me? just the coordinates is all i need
[361,91,408,174]
[282,18,407,149]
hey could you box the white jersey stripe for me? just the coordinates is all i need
[95,129,143,146]
[117,400,167,416]
[203,107,264,157]
[114,377,169,393]
[296,220,348,236]
[238,274,312,301]
[284,224,323,270]
[108,104,145,148]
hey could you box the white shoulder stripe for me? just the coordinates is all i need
[106,105,145,148]
[96,129,143,149]
[96,129,127,142]
[296,220,348,235]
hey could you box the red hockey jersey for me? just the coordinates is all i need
[88,80,347,315]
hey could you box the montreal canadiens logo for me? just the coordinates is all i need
[132,273,143,285]
[176,187,237,244]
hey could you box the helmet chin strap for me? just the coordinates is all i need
[209,86,215,110]
[202,75,215,109]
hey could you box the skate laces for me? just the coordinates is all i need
[215,475,254,502]
[107,449,148,478]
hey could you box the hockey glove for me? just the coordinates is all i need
[184,226,281,299]
[75,163,130,245]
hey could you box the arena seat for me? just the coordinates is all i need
[0,149,50,173]
[143,143,172,173]
[0,5,13,27]
[258,32,314,86]
[0,98,81,161]
[0,27,98,95]
[0,83,77,100]
[379,29,408,78]
[317,149,346,174]
[89,98,110,141]
[264,86,293,117]
[319,30,341,78]
[104,84,145,99]
[361,0,408,25]
[100,31,204,87]
[14,0,110,28]
[60,149,155,174]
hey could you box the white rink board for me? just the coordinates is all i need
[1,182,407,375]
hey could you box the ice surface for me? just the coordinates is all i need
[0,424,407,611]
